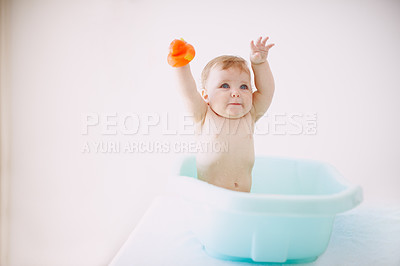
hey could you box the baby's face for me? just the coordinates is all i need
[204,66,252,119]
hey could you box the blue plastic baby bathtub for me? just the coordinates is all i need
[167,156,363,264]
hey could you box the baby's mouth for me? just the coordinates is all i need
[228,103,242,106]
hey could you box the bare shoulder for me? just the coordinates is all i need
[249,105,258,123]
[192,103,208,124]
[195,105,212,128]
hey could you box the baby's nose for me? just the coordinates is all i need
[231,90,240,98]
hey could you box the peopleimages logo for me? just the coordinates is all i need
[81,112,317,135]
[80,112,317,154]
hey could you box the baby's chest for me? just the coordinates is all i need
[198,112,254,141]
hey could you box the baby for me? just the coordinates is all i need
[170,37,275,192]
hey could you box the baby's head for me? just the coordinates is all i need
[201,55,253,119]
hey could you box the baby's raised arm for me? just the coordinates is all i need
[168,39,207,123]
[250,36,275,121]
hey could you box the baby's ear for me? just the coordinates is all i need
[201,89,209,103]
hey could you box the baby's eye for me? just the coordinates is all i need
[240,84,249,90]
[220,83,230,89]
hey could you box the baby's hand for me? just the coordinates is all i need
[250,36,274,65]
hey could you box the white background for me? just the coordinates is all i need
[9,0,400,265]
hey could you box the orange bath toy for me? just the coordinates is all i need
[167,38,195,67]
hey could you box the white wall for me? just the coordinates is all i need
[9,0,400,265]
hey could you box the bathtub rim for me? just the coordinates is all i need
[167,174,363,215]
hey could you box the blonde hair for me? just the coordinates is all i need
[201,55,251,90]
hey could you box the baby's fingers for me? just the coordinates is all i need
[261,36,269,46]
[266,43,275,50]
[256,36,263,46]
[250,40,257,50]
